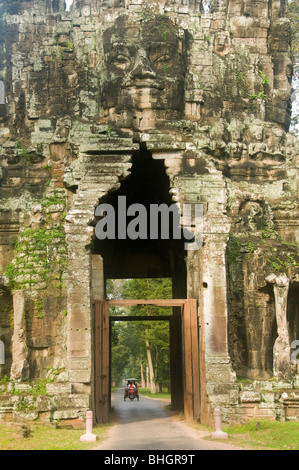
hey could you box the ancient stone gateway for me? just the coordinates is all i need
[0,0,298,426]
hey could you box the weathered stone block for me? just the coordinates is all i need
[0,395,16,410]
[240,391,261,403]
[52,409,85,421]
[36,395,54,412]
[53,394,90,410]
[46,383,72,395]
[13,410,39,422]
[261,392,276,404]
[14,383,33,393]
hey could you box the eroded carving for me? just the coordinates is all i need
[100,15,187,131]
[266,273,291,381]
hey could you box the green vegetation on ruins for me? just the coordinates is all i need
[3,187,67,319]
[227,225,299,277]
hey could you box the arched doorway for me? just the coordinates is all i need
[91,145,200,422]
[92,144,187,292]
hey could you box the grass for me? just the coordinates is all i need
[195,419,299,450]
[1,396,298,450]
[139,387,171,401]
[0,422,111,451]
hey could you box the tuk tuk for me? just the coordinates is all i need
[124,378,139,401]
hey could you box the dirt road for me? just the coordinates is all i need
[93,389,243,451]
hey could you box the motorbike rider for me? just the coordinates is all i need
[128,381,135,390]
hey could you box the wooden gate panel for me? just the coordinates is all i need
[95,300,110,423]
[182,300,193,420]
[182,299,200,421]
[190,299,200,419]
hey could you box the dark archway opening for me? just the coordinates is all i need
[92,145,187,411]
[93,145,187,289]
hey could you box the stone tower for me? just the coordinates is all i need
[0,0,298,425]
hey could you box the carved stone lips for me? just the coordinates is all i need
[123,79,164,90]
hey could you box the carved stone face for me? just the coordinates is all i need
[100,15,187,131]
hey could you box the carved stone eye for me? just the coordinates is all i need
[112,55,131,70]
[153,54,172,72]
[154,54,171,64]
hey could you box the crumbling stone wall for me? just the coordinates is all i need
[0,0,298,425]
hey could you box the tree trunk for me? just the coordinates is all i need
[140,361,146,388]
[145,291,156,393]
[154,345,161,392]
[145,332,156,393]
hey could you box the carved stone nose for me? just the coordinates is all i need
[129,51,156,80]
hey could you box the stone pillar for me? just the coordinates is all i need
[179,172,238,423]
[64,139,134,416]
[200,233,230,356]
[211,408,228,439]
[10,290,29,382]
[66,239,93,389]
[92,255,104,301]
[174,172,232,358]
[266,273,291,381]
[80,410,98,442]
